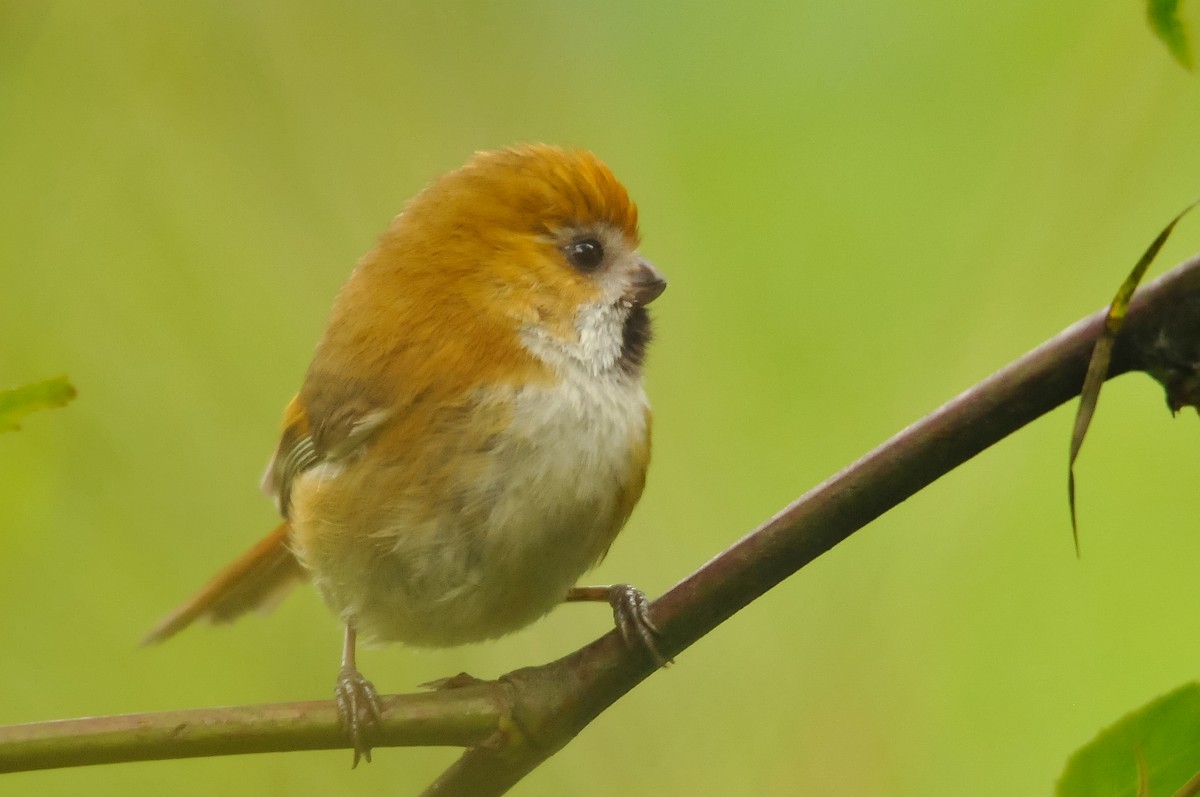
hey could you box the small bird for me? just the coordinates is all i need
[144,144,667,764]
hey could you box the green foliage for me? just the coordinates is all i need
[1058,683,1200,796]
[1148,0,1195,68]
[0,377,75,432]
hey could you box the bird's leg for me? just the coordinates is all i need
[334,625,382,767]
[565,584,671,666]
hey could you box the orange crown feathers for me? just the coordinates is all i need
[404,144,640,246]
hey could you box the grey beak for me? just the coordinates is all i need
[626,259,667,307]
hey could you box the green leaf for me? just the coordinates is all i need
[0,376,77,433]
[1058,683,1200,796]
[1147,0,1194,69]
[1067,198,1199,554]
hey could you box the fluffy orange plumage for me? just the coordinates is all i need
[146,144,666,764]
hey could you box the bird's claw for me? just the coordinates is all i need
[335,666,382,767]
[606,583,672,667]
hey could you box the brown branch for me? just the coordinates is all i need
[0,685,506,773]
[2,253,1198,795]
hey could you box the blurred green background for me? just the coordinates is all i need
[3,2,1199,795]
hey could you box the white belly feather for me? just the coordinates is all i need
[296,368,648,646]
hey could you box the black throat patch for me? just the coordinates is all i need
[619,305,653,376]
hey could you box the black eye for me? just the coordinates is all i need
[566,238,604,272]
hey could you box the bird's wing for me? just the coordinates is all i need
[261,394,391,518]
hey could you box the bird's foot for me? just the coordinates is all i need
[567,583,672,667]
[334,665,382,767]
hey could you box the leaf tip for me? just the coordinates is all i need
[1147,0,1195,69]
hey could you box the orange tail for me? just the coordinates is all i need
[142,522,307,645]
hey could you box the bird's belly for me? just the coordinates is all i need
[290,376,650,646]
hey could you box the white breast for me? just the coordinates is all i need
[486,365,649,574]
